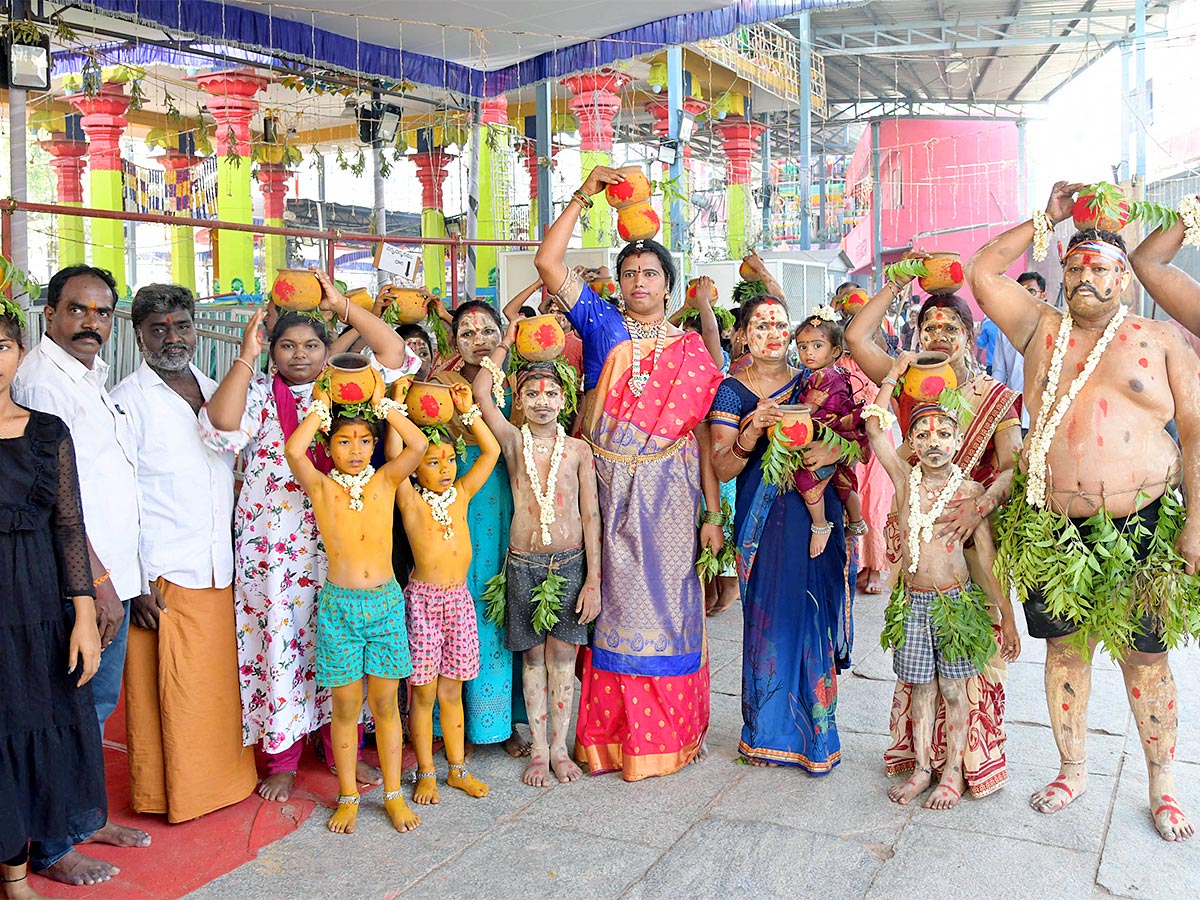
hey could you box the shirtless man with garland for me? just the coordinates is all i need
[967,181,1200,842]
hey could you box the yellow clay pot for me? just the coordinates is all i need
[406,381,454,426]
[515,314,565,362]
[271,269,322,311]
[377,285,429,324]
[772,404,814,450]
[326,353,378,405]
[903,351,957,401]
[917,252,965,296]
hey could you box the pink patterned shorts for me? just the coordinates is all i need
[405,579,480,686]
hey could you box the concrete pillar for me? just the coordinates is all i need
[713,116,768,260]
[157,149,201,291]
[38,134,88,268]
[411,142,454,297]
[256,162,292,293]
[68,83,130,291]
[193,69,268,295]
[561,69,631,248]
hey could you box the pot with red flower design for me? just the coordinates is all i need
[377,285,429,324]
[271,268,322,311]
[590,277,618,300]
[514,314,565,362]
[840,287,870,313]
[902,351,957,401]
[604,167,653,209]
[684,278,718,307]
[345,287,374,311]
[405,381,454,426]
[1072,184,1132,232]
[917,252,965,296]
[326,353,379,405]
[771,404,815,450]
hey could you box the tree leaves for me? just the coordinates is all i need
[884,258,930,282]
[482,570,507,626]
[532,569,567,634]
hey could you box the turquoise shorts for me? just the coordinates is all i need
[317,578,413,687]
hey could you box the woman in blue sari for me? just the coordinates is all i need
[710,294,853,772]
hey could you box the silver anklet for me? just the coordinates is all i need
[846,519,868,536]
[384,789,405,802]
[410,770,437,784]
[810,522,834,535]
[336,793,360,805]
[448,762,471,777]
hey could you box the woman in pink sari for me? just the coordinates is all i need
[535,166,726,780]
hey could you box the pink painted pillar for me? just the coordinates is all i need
[68,83,131,289]
[561,69,632,247]
[38,135,88,267]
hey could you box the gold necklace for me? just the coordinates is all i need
[746,362,795,399]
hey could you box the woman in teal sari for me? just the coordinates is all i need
[710,294,852,771]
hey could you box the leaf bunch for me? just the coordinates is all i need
[884,258,930,282]
[482,570,507,627]
[929,583,996,673]
[532,569,568,634]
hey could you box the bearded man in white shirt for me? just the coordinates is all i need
[12,265,151,886]
[110,284,257,825]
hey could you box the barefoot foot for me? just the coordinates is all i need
[1030,772,1087,814]
[888,769,932,805]
[384,791,421,833]
[1153,794,1195,842]
[448,763,489,798]
[523,753,553,787]
[0,866,46,900]
[257,771,296,802]
[34,850,119,886]
[504,729,532,758]
[413,772,439,805]
[745,756,780,768]
[550,750,583,783]
[809,527,831,558]
[690,740,708,764]
[924,778,963,810]
[864,571,886,594]
[82,821,151,848]
[326,795,358,834]
[355,759,383,786]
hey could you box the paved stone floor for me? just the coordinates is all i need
[188,591,1199,900]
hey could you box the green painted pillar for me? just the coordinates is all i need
[412,147,454,297]
[68,83,131,292]
[193,70,269,294]
[158,150,199,292]
[726,183,751,259]
[38,136,88,268]
[580,149,613,248]
[714,116,768,260]
[475,98,510,294]
[256,162,291,293]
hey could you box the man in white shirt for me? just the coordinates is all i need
[12,265,151,885]
[990,271,1044,431]
[111,284,257,825]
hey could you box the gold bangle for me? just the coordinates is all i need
[233,357,257,377]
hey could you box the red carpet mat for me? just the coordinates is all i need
[30,694,417,899]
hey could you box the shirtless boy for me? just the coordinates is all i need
[864,352,1020,810]
[967,181,1200,841]
[473,324,602,787]
[393,381,499,805]
[283,370,428,835]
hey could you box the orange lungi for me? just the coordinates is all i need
[124,578,256,822]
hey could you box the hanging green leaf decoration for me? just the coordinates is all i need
[695,545,721,583]
[531,569,568,634]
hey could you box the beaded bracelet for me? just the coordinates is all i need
[93,569,111,588]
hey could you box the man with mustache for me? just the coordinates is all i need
[110,284,258,824]
[12,265,152,885]
[967,182,1200,842]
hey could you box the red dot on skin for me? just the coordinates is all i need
[1119,334,1128,341]
[1132,686,1142,699]
[1076,362,1085,373]
[1138,358,1149,368]
[1099,399,1108,415]
[1132,322,1142,329]
[1097,436,1104,446]
[1069,338,1076,348]
[1169,701,1175,710]
[1062,703,1070,711]
[1045,334,1054,350]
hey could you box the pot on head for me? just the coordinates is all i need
[902,351,957,401]
[406,380,454,426]
[917,252,965,296]
[271,269,322,311]
[377,285,429,324]
[326,353,378,405]
[345,287,374,311]
[604,166,653,209]
[514,314,565,362]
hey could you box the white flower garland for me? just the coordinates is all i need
[810,304,839,322]
[310,397,333,433]
[862,403,896,429]
[907,463,965,574]
[1032,209,1054,262]
[329,464,375,512]
[522,423,566,546]
[374,396,407,419]
[1180,195,1200,247]
[417,484,458,539]
[478,355,508,408]
[1025,305,1128,508]
[459,404,482,427]
[624,316,666,397]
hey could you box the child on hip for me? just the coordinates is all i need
[474,323,602,787]
[863,352,1020,812]
[391,381,499,806]
[283,371,429,836]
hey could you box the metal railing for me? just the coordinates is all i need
[696,23,825,113]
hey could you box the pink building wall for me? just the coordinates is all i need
[841,117,1025,315]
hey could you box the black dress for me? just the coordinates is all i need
[0,409,107,859]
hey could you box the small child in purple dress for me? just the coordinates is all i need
[793,311,870,557]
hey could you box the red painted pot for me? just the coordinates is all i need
[406,381,454,426]
[1072,189,1131,232]
[326,353,378,405]
[902,351,957,401]
[604,166,653,209]
[772,404,814,450]
[917,252,965,296]
[515,314,565,362]
[271,269,322,311]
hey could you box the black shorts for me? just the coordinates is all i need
[1022,497,1168,654]
[504,545,589,652]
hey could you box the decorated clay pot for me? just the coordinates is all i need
[590,278,618,299]
[903,351,957,401]
[616,202,661,242]
[739,259,757,281]
[840,287,870,312]
[917,252,965,296]
[377,285,428,324]
[604,166,653,209]
[515,314,565,362]
[406,381,454,426]
[271,269,322,311]
[1073,188,1131,231]
[326,353,378,405]
[345,287,374,311]
[772,404,814,450]
[685,278,717,307]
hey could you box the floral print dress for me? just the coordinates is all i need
[200,374,330,752]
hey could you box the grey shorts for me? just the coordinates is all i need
[892,585,981,684]
[504,545,589,652]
